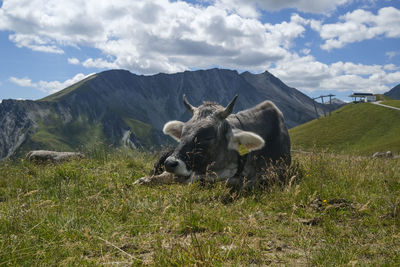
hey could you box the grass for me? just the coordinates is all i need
[290,103,400,155]
[123,118,154,147]
[0,150,399,265]
[39,75,97,102]
[381,100,400,108]
[375,94,392,101]
[27,112,106,155]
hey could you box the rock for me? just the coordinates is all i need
[26,150,84,163]
[372,151,393,158]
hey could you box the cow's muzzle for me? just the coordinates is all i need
[164,156,192,177]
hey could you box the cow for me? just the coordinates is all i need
[134,95,291,189]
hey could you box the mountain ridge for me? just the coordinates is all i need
[0,68,333,160]
[384,83,400,99]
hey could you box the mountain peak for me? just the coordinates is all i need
[384,83,400,99]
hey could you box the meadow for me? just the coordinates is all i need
[290,102,400,155]
[0,149,399,266]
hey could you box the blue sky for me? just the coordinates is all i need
[0,0,399,102]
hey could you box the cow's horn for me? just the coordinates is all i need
[183,94,196,114]
[219,95,238,119]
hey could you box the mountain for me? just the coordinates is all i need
[329,98,346,105]
[384,84,400,99]
[290,103,400,155]
[0,68,333,160]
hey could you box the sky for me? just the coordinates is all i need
[0,0,399,102]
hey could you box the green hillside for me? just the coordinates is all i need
[381,100,400,108]
[290,102,400,155]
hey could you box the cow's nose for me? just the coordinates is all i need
[164,157,179,173]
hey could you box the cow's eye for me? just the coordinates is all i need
[195,137,212,145]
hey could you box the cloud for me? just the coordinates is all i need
[9,34,64,54]
[386,51,399,60]
[269,54,400,94]
[69,56,117,70]
[315,7,400,50]
[0,0,310,74]
[82,58,118,69]
[9,77,33,87]
[1,0,399,96]
[9,73,94,94]
[68,58,80,65]
[384,64,398,71]
[214,0,352,17]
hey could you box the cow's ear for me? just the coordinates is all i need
[163,120,185,141]
[228,130,265,153]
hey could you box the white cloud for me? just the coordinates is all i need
[9,73,94,94]
[9,77,33,87]
[9,34,64,54]
[386,51,399,60]
[383,71,400,84]
[269,53,399,94]
[0,0,310,74]
[214,0,352,17]
[315,7,400,50]
[82,58,118,69]
[68,58,80,65]
[384,64,398,71]
[264,14,308,49]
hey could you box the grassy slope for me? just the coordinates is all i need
[381,100,400,108]
[290,103,400,155]
[39,75,97,102]
[123,118,153,147]
[0,151,399,265]
[29,112,105,153]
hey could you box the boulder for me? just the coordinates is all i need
[372,151,393,158]
[26,150,84,163]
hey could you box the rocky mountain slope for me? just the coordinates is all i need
[384,83,400,99]
[0,68,333,160]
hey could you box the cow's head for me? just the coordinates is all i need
[162,95,265,178]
